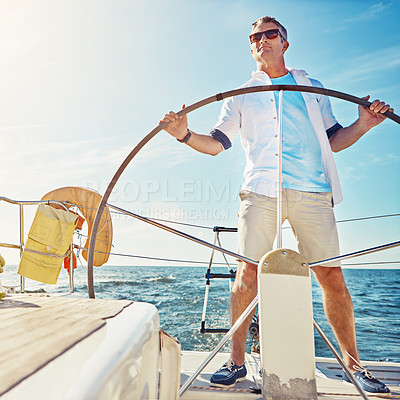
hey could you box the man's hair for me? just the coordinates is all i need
[251,16,287,41]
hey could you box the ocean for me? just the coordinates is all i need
[2,265,399,363]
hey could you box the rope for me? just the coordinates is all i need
[336,214,400,224]
[342,261,400,266]
[216,234,233,270]
[131,217,215,230]
[74,245,219,264]
[74,232,114,248]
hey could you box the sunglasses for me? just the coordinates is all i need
[249,28,285,43]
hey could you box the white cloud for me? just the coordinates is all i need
[344,2,391,23]
[327,45,400,88]
[339,151,399,182]
[326,1,393,32]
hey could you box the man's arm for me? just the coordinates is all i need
[330,96,394,152]
[159,105,224,156]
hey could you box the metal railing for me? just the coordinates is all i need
[0,196,73,293]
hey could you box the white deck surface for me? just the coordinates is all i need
[180,351,400,399]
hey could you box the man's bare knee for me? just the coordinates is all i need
[312,266,348,293]
[233,262,258,294]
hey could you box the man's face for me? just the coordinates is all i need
[250,22,288,63]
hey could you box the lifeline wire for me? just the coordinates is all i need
[72,244,400,267]
[107,205,400,232]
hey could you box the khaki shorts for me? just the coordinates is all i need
[237,189,340,267]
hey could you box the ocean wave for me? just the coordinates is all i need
[146,275,176,283]
[96,280,149,289]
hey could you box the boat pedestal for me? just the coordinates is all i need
[258,249,317,400]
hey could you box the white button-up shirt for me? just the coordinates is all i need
[211,68,343,205]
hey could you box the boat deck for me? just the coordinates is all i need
[0,294,132,397]
[181,351,400,399]
[1,293,399,399]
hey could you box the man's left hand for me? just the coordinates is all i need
[359,95,394,130]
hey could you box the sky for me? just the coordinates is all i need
[0,0,399,274]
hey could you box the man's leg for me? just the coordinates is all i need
[229,191,278,365]
[287,191,358,364]
[311,266,360,369]
[289,191,390,394]
[230,261,258,366]
[209,262,257,387]
[210,191,277,387]
[312,265,390,394]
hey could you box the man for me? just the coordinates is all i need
[160,16,393,395]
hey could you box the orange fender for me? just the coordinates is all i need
[64,251,77,272]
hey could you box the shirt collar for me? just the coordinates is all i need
[251,68,307,80]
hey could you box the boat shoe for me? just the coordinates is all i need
[210,359,247,388]
[342,367,390,394]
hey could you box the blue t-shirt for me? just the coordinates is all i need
[270,73,331,192]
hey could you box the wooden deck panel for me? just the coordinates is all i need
[0,295,132,396]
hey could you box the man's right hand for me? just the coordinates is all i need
[159,104,188,140]
[159,104,224,156]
